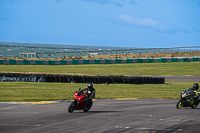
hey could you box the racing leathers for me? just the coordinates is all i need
[187,87,200,104]
[79,86,95,108]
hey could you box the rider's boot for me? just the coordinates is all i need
[85,99,89,109]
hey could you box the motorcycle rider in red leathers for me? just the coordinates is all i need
[79,82,95,108]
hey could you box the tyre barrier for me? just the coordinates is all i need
[0,73,165,84]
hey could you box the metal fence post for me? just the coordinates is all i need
[21,46,199,60]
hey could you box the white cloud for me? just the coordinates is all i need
[119,14,169,32]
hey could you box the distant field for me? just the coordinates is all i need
[0,81,196,102]
[0,62,200,76]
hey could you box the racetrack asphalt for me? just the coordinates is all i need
[0,76,200,133]
[164,75,200,82]
[1,99,200,133]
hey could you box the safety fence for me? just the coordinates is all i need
[19,46,200,59]
[0,73,165,84]
[0,57,199,65]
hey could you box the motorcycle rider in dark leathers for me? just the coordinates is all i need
[187,83,200,104]
[79,82,95,108]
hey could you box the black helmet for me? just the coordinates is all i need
[193,83,199,90]
[87,82,93,89]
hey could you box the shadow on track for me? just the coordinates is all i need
[73,111,120,113]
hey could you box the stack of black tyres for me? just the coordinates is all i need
[42,74,165,84]
[0,73,165,84]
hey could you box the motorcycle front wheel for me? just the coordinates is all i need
[68,101,77,113]
[176,99,184,109]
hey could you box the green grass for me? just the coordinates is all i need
[0,62,199,102]
[0,62,200,75]
[0,81,196,101]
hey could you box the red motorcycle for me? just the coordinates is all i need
[68,88,93,113]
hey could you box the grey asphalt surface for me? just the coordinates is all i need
[0,76,200,133]
[164,76,200,81]
[1,99,200,133]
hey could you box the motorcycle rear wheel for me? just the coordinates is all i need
[83,101,93,112]
[191,102,199,109]
[68,101,77,113]
[176,99,183,109]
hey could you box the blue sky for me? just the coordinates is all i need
[0,0,200,48]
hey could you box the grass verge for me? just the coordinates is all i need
[0,62,199,102]
[0,62,200,76]
[0,81,197,102]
